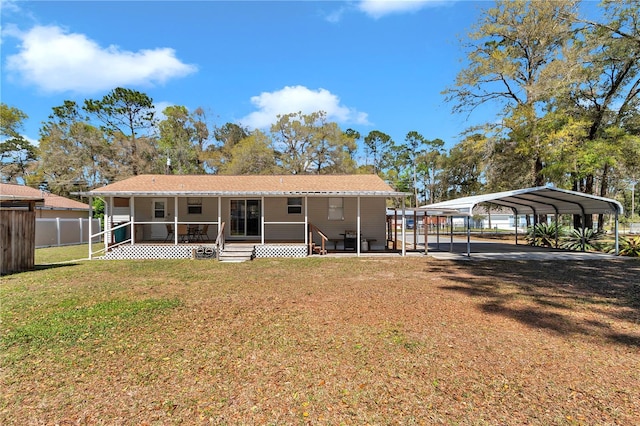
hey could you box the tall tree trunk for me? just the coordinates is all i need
[584,174,594,228]
[572,178,583,229]
[597,164,610,231]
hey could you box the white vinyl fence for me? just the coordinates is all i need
[35,218,102,248]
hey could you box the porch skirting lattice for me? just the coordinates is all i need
[101,244,217,260]
[254,244,307,258]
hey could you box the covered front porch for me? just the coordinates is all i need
[88,193,407,260]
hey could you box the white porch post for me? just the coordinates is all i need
[401,197,406,256]
[88,196,93,260]
[357,196,361,256]
[218,196,222,239]
[131,196,136,244]
[174,196,179,245]
[105,196,113,252]
[304,196,308,246]
[261,196,265,245]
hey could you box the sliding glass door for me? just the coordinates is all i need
[230,199,261,237]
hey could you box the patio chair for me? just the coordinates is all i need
[195,224,209,242]
[164,224,174,242]
[177,224,190,242]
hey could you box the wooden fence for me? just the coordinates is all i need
[1,208,36,275]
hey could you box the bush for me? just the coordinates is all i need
[560,228,606,252]
[609,236,640,257]
[525,222,566,247]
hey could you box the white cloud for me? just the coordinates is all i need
[239,85,370,129]
[4,25,197,94]
[358,0,451,19]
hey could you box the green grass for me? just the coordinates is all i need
[35,244,90,264]
[2,298,181,349]
[1,251,639,424]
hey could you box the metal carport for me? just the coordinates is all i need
[420,186,624,256]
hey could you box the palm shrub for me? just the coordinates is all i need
[609,236,640,257]
[525,222,566,247]
[560,227,606,252]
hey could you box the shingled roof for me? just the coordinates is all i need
[84,174,407,197]
[0,183,90,211]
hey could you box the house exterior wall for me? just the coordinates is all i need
[122,195,387,247]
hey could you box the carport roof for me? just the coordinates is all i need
[420,186,623,216]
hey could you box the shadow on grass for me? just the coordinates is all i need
[33,262,80,271]
[429,259,640,348]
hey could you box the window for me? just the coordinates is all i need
[187,197,202,215]
[328,197,344,220]
[287,197,302,214]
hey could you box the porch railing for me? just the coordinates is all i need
[215,222,226,260]
[308,223,329,255]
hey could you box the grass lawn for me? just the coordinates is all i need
[1,253,639,424]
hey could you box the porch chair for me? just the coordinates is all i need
[195,224,209,242]
[164,224,174,242]
[177,224,190,242]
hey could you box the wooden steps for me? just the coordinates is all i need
[218,244,255,262]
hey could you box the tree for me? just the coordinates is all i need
[405,131,426,206]
[84,87,157,176]
[157,105,204,174]
[270,111,355,174]
[219,130,280,175]
[417,138,445,204]
[444,0,578,187]
[363,130,393,175]
[441,134,486,198]
[0,103,37,183]
[208,122,250,173]
[551,0,640,227]
[36,101,113,196]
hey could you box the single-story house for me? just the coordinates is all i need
[79,174,409,260]
[0,183,90,219]
[0,183,96,248]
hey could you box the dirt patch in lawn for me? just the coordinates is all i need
[1,257,639,424]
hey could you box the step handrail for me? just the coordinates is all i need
[215,221,226,259]
[308,223,329,255]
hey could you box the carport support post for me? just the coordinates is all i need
[581,212,586,252]
[615,211,619,255]
[466,215,471,257]
[424,213,428,256]
[449,217,453,252]
[554,212,559,249]
[401,197,406,256]
[512,209,518,246]
[436,216,440,250]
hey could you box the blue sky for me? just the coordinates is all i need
[0,1,584,161]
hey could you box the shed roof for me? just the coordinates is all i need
[82,174,408,197]
[0,183,90,211]
[420,186,623,216]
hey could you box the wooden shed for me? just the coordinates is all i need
[1,195,43,275]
